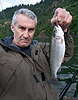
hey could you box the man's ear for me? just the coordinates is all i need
[11,24,14,33]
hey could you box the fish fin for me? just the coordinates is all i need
[51,72,58,84]
[61,39,63,44]
[58,67,61,72]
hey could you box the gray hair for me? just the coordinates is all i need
[12,8,37,26]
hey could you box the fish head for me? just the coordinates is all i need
[52,25,64,38]
[52,26,58,38]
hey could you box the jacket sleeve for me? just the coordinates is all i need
[62,29,74,65]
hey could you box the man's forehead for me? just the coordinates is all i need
[16,14,36,24]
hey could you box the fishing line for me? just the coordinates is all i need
[65,1,78,9]
[0,0,11,36]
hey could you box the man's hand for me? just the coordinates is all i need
[51,8,72,32]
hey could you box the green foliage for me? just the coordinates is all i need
[0,0,78,39]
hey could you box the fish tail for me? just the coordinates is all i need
[51,72,58,84]
[51,78,58,84]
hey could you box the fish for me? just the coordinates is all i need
[49,25,65,84]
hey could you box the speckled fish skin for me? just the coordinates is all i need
[49,25,65,84]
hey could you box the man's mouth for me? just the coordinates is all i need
[21,38,30,42]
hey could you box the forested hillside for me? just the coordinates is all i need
[0,0,78,39]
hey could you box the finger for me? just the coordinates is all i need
[56,10,66,22]
[57,10,72,28]
[55,8,61,14]
[55,8,60,16]
[51,17,57,26]
[56,8,66,18]
[66,14,72,24]
[64,11,70,22]
[62,12,72,28]
[52,8,62,19]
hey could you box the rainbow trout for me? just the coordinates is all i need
[49,25,65,84]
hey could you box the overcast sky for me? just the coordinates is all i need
[0,0,41,11]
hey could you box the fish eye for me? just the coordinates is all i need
[54,29,57,33]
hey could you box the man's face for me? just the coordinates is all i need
[11,14,36,47]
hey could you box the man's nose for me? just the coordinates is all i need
[23,29,29,38]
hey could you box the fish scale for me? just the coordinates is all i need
[49,25,65,84]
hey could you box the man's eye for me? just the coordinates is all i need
[20,27,25,30]
[28,28,35,32]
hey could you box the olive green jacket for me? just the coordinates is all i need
[0,32,74,100]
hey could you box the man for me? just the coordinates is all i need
[0,8,74,100]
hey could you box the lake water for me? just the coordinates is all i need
[34,37,78,98]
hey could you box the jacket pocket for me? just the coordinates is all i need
[33,75,46,100]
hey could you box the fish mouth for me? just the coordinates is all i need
[56,21,59,26]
